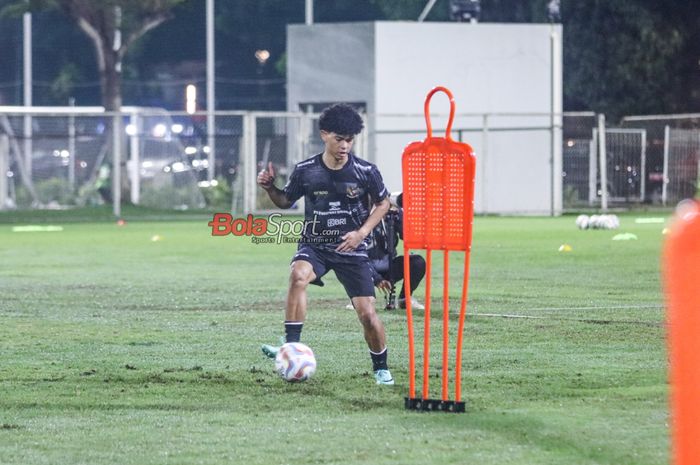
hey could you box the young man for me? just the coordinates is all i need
[256,103,394,385]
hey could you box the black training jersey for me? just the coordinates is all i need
[283,153,388,253]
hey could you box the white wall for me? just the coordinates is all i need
[287,23,375,113]
[287,21,563,215]
[374,22,554,114]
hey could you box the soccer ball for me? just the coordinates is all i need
[605,214,620,229]
[274,342,316,382]
[575,214,619,230]
[575,214,590,229]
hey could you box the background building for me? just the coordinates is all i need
[288,21,563,214]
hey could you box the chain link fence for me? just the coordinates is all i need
[562,112,597,208]
[1,107,697,215]
[563,113,699,210]
[621,114,700,206]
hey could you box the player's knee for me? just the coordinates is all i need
[289,266,313,288]
[357,311,378,328]
[410,254,426,276]
[410,254,426,269]
[355,302,379,327]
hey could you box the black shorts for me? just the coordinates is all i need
[291,245,375,298]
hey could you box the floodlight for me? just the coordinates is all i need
[255,49,270,65]
[547,0,561,22]
[186,84,197,114]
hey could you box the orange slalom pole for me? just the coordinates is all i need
[422,249,433,399]
[664,200,700,465]
[454,252,472,402]
[403,247,416,399]
[442,251,450,401]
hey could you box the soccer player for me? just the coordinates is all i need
[256,103,395,385]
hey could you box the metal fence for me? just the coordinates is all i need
[0,107,209,212]
[563,113,699,210]
[563,115,649,209]
[621,114,700,206]
[562,112,597,208]
[0,107,697,215]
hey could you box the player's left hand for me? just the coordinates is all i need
[376,280,392,294]
[336,230,366,252]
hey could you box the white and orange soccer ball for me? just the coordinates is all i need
[274,342,317,382]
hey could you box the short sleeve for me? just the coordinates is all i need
[367,165,389,204]
[282,165,304,203]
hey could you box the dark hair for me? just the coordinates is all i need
[319,103,364,135]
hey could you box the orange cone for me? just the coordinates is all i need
[664,200,700,465]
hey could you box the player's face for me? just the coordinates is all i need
[321,131,355,162]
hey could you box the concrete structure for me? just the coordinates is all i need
[287,21,563,215]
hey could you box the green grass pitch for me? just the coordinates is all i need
[0,209,669,464]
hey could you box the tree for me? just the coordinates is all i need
[1,0,186,111]
[1,0,186,211]
[62,0,187,112]
[3,0,698,115]
[562,0,684,119]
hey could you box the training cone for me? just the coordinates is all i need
[664,200,700,465]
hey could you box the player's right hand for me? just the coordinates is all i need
[257,162,276,190]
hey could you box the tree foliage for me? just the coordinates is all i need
[562,1,687,118]
[1,0,184,110]
[1,0,699,117]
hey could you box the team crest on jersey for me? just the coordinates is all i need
[346,185,361,199]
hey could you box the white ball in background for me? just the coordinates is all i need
[575,214,619,230]
[608,214,620,229]
[601,215,612,229]
[575,214,590,230]
[600,214,620,230]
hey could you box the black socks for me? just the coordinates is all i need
[370,347,388,371]
[284,321,303,343]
